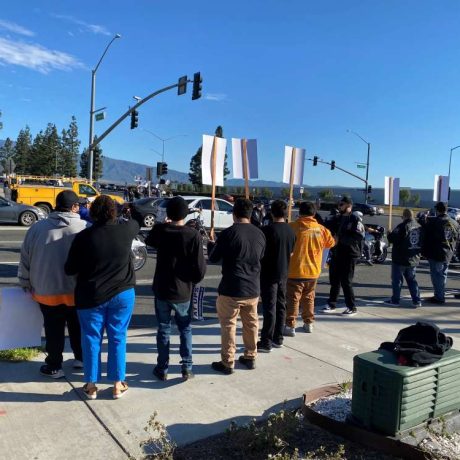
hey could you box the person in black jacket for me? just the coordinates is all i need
[65,195,140,400]
[385,209,422,307]
[251,202,265,227]
[145,197,206,381]
[421,202,460,304]
[323,196,365,316]
[208,198,266,374]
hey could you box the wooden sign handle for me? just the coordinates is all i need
[288,147,296,222]
[210,137,217,239]
[242,139,249,200]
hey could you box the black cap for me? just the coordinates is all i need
[339,196,353,205]
[166,196,189,221]
[55,190,82,211]
[435,202,447,213]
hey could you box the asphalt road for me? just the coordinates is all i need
[2,215,459,330]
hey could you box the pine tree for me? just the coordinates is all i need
[30,124,61,176]
[0,137,15,160]
[13,127,33,174]
[61,116,80,177]
[80,136,103,180]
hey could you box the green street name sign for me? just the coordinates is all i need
[357,163,366,169]
[95,112,106,121]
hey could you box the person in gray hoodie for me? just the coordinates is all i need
[18,190,89,379]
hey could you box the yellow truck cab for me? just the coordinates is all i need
[10,176,124,214]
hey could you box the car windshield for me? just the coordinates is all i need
[135,198,155,205]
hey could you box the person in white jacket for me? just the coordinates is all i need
[18,190,89,378]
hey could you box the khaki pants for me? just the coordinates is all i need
[216,295,259,368]
[285,279,317,328]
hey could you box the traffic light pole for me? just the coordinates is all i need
[308,158,367,184]
[88,81,185,153]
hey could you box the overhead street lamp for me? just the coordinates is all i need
[448,145,460,204]
[143,129,187,163]
[88,33,121,182]
[347,129,371,204]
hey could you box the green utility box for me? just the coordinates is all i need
[351,348,460,436]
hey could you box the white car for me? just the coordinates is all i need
[155,196,234,229]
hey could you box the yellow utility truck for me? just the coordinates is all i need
[10,176,124,213]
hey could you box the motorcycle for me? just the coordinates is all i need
[185,208,210,250]
[361,224,388,264]
[131,236,148,271]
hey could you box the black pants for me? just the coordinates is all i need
[39,304,82,370]
[260,279,287,346]
[327,255,358,309]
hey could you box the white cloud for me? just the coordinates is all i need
[204,93,228,102]
[0,19,35,37]
[0,37,84,74]
[52,14,111,36]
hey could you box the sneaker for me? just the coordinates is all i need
[181,369,194,381]
[73,359,84,369]
[211,361,234,375]
[272,341,283,349]
[238,356,256,370]
[257,341,272,353]
[413,301,422,308]
[152,366,168,381]
[40,365,65,379]
[82,383,98,400]
[322,305,336,313]
[364,260,373,266]
[383,299,400,306]
[113,381,128,399]
[302,323,314,333]
[426,296,445,305]
[284,326,296,337]
[342,308,357,317]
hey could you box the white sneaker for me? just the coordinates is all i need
[73,360,84,369]
[342,308,357,317]
[284,326,296,337]
[302,323,314,333]
[322,305,336,313]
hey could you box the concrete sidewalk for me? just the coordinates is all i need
[1,293,460,460]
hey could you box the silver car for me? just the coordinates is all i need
[0,196,46,226]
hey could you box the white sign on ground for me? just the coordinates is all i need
[384,176,400,206]
[231,138,258,179]
[433,175,449,202]
[201,135,226,187]
[283,146,305,185]
[0,287,43,351]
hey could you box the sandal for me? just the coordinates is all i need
[83,383,98,400]
[113,381,128,399]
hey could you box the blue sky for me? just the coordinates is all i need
[1,1,460,189]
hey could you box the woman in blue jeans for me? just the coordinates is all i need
[65,196,140,399]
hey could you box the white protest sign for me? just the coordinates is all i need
[283,146,305,185]
[433,175,449,202]
[384,177,400,206]
[0,287,43,351]
[231,138,259,179]
[201,135,226,187]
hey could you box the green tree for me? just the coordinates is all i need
[0,137,15,174]
[300,189,311,200]
[13,127,33,174]
[319,189,334,201]
[29,124,61,176]
[411,193,421,207]
[80,136,103,180]
[60,116,80,177]
[0,110,3,130]
[280,188,290,198]
[80,147,89,178]
[189,125,228,186]
[399,189,411,206]
[261,187,273,198]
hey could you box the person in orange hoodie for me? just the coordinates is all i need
[284,201,335,336]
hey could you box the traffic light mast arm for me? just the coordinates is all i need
[89,82,179,151]
[307,158,367,184]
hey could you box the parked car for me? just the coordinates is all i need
[0,196,46,226]
[376,207,384,216]
[155,196,234,230]
[131,197,165,228]
[352,203,377,216]
[447,207,460,221]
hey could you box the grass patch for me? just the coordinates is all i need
[0,347,42,362]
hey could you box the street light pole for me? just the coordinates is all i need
[143,129,187,165]
[348,129,371,204]
[88,34,121,182]
[448,145,460,204]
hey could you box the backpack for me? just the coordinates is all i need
[379,321,453,367]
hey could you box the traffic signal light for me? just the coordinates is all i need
[177,75,187,95]
[313,156,318,166]
[156,161,162,177]
[93,154,100,170]
[161,162,168,175]
[130,110,139,129]
[192,72,202,100]
[367,185,372,194]
[330,161,336,170]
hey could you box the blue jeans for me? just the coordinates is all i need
[155,299,192,374]
[391,264,420,304]
[428,259,449,301]
[77,289,135,383]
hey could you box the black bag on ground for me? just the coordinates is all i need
[379,321,453,367]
